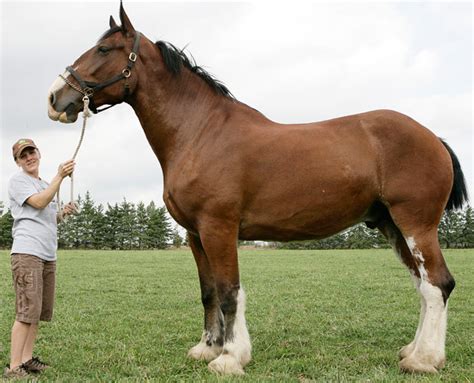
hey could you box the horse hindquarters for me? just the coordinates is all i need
[187,226,251,375]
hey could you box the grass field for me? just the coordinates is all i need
[0,249,472,382]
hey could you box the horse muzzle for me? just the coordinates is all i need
[47,74,83,123]
[48,99,79,123]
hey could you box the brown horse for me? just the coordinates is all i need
[48,4,467,376]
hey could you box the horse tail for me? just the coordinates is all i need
[440,139,469,211]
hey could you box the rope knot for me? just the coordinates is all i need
[82,96,92,118]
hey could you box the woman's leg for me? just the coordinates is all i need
[10,321,31,369]
[21,323,39,363]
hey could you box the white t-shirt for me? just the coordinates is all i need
[8,171,58,261]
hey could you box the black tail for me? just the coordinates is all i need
[440,139,469,210]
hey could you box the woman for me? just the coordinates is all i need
[4,138,76,378]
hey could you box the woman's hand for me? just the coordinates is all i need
[57,201,79,222]
[58,160,75,179]
[62,201,79,217]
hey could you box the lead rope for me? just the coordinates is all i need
[57,96,91,221]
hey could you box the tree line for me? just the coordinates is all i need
[274,206,474,250]
[1,197,473,250]
[0,192,182,250]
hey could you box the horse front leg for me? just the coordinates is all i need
[199,222,251,375]
[187,233,224,362]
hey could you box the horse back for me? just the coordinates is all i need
[165,109,452,240]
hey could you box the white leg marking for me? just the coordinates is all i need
[411,275,426,349]
[187,331,222,362]
[208,288,251,375]
[400,281,447,372]
[405,236,428,279]
[399,237,447,372]
[400,274,425,359]
[416,281,446,360]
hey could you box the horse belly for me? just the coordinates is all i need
[239,178,377,242]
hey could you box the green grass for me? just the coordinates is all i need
[0,249,473,382]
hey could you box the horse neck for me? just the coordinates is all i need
[129,62,235,169]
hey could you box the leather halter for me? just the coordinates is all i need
[60,31,141,114]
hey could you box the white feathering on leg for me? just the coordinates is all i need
[399,238,448,373]
[208,288,252,375]
[188,331,222,362]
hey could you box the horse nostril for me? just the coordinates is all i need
[49,92,56,106]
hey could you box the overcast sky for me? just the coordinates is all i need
[1,1,472,213]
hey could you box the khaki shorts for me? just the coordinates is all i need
[11,254,56,324]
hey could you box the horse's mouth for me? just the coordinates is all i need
[48,102,79,123]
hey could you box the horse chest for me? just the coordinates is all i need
[163,189,200,234]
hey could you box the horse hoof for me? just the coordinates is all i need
[187,343,221,362]
[398,343,415,360]
[399,356,439,374]
[208,354,245,376]
[239,349,252,367]
[436,357,446,369]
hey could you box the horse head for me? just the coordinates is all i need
[48,3,140,123]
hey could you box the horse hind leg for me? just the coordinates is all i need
[187,233,224,362]
[398,233,453,373]
[378,207,455,373]
[377,220,426,360]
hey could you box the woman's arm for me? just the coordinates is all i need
[26,160,75,209]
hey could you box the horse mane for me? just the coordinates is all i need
[97,28,235,99]
[155,41,235,100]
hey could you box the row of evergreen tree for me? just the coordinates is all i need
[273,207,474,249]
[1,195,473,249]
[0,192,182,250]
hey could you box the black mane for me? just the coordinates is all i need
[97,28,234,99]
[155,41,235,99]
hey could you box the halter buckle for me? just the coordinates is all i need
[129,52,137,62]
[84,87,94,97]
[122,68,131,78]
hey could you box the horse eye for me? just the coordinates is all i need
[98,46,110,54]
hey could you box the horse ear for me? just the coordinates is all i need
[109,15,118,29]
[119,1,136,36]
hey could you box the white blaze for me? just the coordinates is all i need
[47,71,70,121]
[48,71,69,95]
